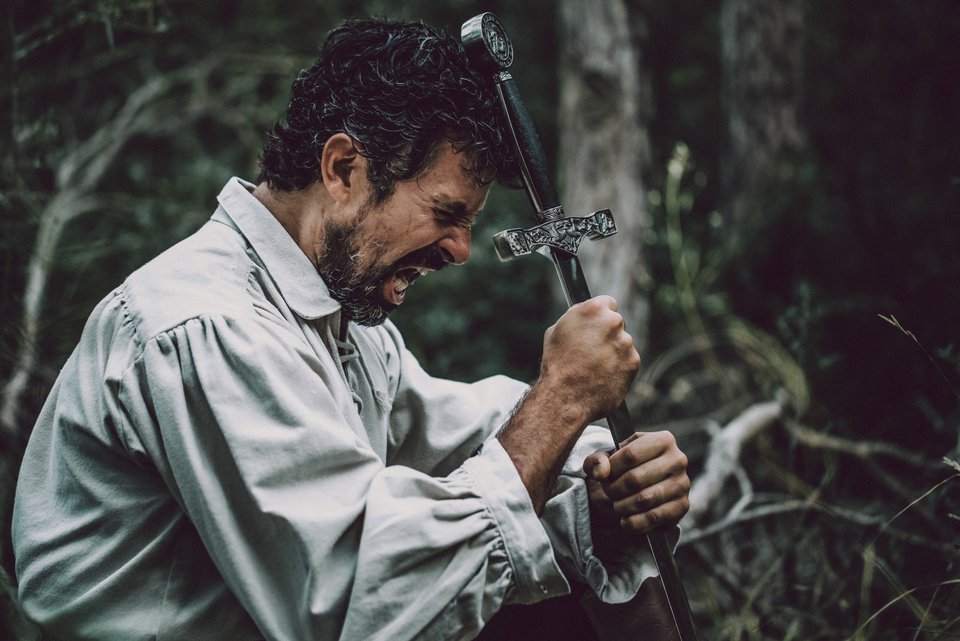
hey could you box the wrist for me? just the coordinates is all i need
[529,374,593,433]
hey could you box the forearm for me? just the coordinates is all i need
[497,378,590,514]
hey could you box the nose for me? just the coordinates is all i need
[438,225,471,265]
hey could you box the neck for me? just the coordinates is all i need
[252,181,330,262]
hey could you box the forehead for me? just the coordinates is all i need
[408,142,491,208]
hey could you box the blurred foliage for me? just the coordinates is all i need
[2,0,960,639]
[633,2,960,638]
[638,143,959,640]
[637,0,960,449]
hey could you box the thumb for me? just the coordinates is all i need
[583,449,613,481]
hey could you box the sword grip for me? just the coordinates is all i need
[605,400,634,445]
[494,75,561,215]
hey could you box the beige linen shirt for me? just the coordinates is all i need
[13,178,659,641]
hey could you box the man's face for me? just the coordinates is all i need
[316,142,490,326]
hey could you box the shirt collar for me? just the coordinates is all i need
[213,177,341,320]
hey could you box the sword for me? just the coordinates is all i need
[462,13,701,641]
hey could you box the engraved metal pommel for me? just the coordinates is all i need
[461,13,513,72]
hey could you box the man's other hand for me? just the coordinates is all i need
[583,431,690,533]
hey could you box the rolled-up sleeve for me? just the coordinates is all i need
[130,311,568,641]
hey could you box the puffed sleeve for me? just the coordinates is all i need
[129,312,569,641]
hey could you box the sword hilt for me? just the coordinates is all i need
[464,13,619,260]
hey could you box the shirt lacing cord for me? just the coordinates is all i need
[334,337,364,411]
[335,338,359,366]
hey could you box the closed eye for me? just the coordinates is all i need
[433,208,474,229]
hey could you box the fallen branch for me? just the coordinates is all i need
[681,395,785,528]
[785,419,948,533]
[785,420,938,469]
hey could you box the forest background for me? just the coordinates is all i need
[1,0,959,639]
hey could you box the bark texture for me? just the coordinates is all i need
[720,0,807,240]
[557,0,653,360]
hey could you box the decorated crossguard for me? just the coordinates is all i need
[462,13,702,641]
[493,208,618,260]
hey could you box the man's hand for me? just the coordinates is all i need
[539,295,641,425]
[583,431,690,533]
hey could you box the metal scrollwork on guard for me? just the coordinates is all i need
[492,209,618,261]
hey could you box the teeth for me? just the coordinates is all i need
[390,265,434,297]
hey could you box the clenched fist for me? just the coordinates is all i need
[539,295,641,424]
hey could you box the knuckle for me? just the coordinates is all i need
[663,447,686,474]
[612,312,626,332]
[637,486,662,511]
[585,297,605,314]
[618,470,642,495]
[643,508,661,529]
[656,430,678,448]
[626,471,647,493]
[620,446,644,468]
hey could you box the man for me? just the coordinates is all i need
[12,18,690,641]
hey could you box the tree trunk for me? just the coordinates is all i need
[557,0,653,363]
[720,0,806,244]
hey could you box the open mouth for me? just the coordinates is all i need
[383,265,433,305]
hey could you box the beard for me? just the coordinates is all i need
[315,214,448,327]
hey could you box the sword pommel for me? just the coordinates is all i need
[461,13,514,72]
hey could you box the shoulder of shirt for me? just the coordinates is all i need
[110,218,260,344]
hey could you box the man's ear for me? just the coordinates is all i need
[321,133,364,204]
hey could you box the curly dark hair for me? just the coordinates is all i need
[257,18,520,202]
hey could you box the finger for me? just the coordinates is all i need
[583,449,613,481]
[619,496,691,533]
[607,431,676,479]
[587,477,615,509]
[595,294,618,312]
[573,296,618,320]
[610,474,691,517]
[605,449,688,501]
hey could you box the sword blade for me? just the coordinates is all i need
[550,248,701,641]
